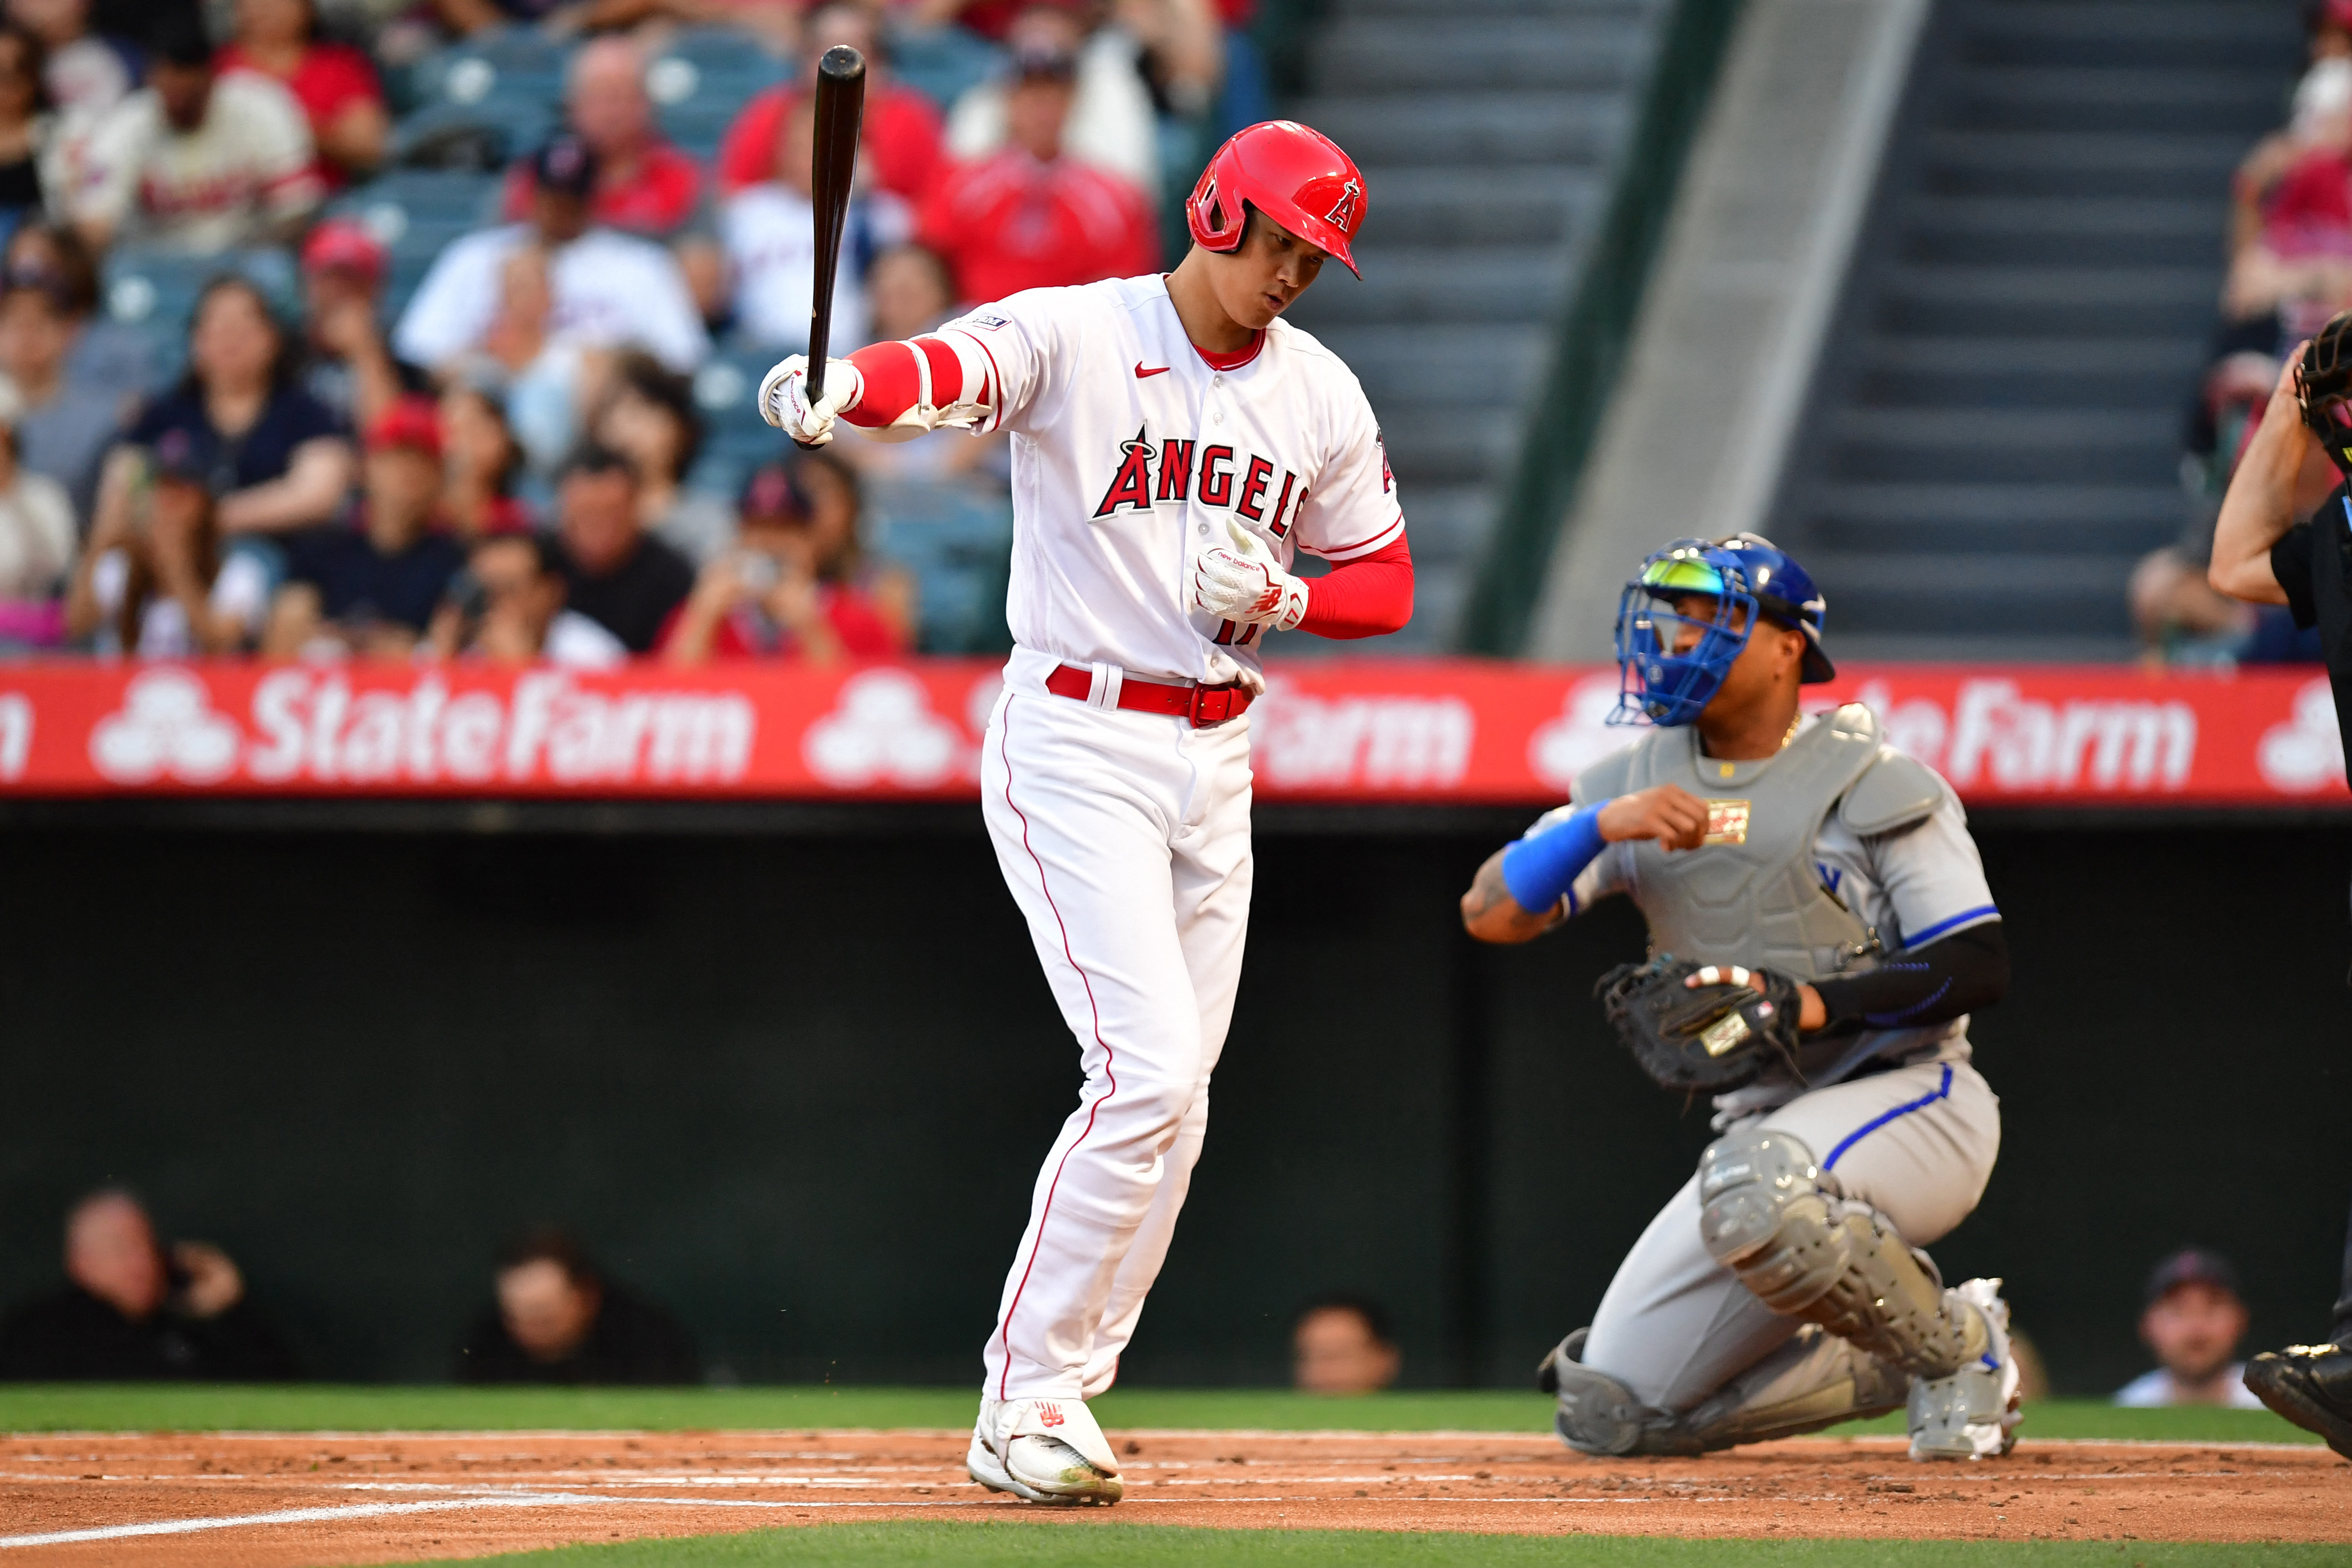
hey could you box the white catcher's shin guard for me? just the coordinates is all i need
[1907,1278,2022,1461]
[967,1396,1124,1505]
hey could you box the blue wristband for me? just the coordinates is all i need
[1500,801,1609,913]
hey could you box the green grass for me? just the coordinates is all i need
[389,1524,2346,1568]
[0,1385,2319,1444]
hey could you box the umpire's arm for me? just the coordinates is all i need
[2211,350,2315,604]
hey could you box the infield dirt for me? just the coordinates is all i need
[0,1428,2342,1566]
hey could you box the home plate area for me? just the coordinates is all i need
[0,1429,2343,1566]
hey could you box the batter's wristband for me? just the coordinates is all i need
[1500,801,1609,913]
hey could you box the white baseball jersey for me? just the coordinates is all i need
[935,274,1404,685]
[393,224,710,373]
[71,75,320,252]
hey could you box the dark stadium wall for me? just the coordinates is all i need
[0,816,2343,1396]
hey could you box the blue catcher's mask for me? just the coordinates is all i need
[1611,534,1834,727]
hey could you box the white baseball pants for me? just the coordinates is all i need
[977,651,1256,1401]
[1581,1057,2002,1412]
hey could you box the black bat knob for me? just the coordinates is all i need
[818,44,866,84]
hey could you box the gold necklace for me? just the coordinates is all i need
[1780,712,1802,751]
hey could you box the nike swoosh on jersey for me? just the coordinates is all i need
[1134,362,1171,378]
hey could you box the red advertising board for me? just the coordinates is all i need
[0,659,2340,808]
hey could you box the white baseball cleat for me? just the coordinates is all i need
[1906,1277,2022,1461]
[966,1396,1124,1505]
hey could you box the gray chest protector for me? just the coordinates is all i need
[1575,705,1889,983]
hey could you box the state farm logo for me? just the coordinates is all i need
[1253,678,1473,790]
[0,690,32,781]
[1848,679,2195,792]
[85,668,757,786]
[1529,674,1637,792]
[802,668,967,788]
[89,669,238,784]
[2257,677,2344,793]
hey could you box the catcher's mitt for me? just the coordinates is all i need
[1594,953,1804,1092]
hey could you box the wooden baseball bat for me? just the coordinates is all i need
[800,44,867,437]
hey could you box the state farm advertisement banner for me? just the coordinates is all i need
[0,659,2342,807]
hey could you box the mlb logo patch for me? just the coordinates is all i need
[961,313,1010,331]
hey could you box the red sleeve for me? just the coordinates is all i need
[309,44,382,114]
[717,87,790,195]
[871,88,946,201]
[825,586,906,655]
[839,336,968,427]
[1295,534,1412,639]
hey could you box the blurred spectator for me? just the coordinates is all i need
[590,349,731,561]
[717,1,946,205]
[942,2,1159,201]
[0,24,54,234]
[662,453,911,662]
[1119,0,1224,125]
[262,397,465,658]
[395,131,709,375]
[720,93,909,352]
[501,36,702,242]
[1292,1296,1399,1395]
[868,240,955,342]
[217,0,387,189]
[459,241,595,477]
[7,0,131,130]
[2116,1248,2266,1409]
[427,0,729,44]
[456,1230,698,1385]
[0,257,121,519]
[2234,1,2352,256]
[554,441,692,652]
[428,527,625,665]
[66,428,271,653]
[0,1190,297,1380]
[70,15,323,253]
[6,220,149,406]
[439,379,534,539]
[836,240,1007,480]
[300,216,424,434]
[2137,350,2334,664]
[97,274,353,545]
[0,379,72,643]
[919,35,1155,304]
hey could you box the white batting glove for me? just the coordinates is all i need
[1192,518,1309,631]
[758,353,864,446]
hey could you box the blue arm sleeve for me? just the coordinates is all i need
[1499,801,1609,914]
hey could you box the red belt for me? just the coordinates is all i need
[1044,663,1254,728]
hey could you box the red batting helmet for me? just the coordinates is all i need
[1186,120,1366,277]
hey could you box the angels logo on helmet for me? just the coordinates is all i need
[1326,179,1363,230]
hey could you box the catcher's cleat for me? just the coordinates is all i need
[1906,1278,2021,1461]
[967,1396,1124,1505]
[2244,1342,2352,1460]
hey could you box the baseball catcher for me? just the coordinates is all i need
[1460,534,2020,1462]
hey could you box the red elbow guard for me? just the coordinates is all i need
[841,338,969,428]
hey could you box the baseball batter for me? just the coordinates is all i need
[760,121,1412,1504]
[1459,536,2022,1461]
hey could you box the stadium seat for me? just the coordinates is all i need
[864,477,1014,653]
[645,37,787,160]
[887,23,1000,117]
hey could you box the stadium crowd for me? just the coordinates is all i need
[2135,0,2352,665]
[0,0,1268,659]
